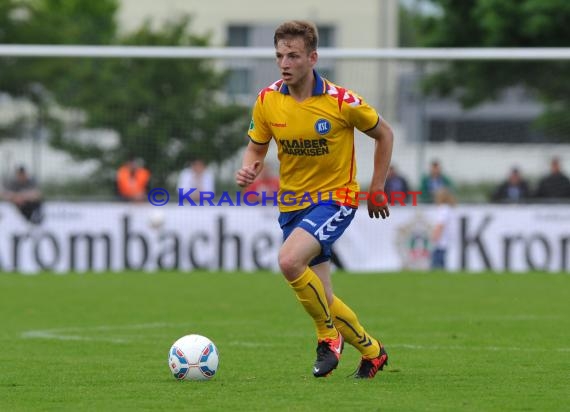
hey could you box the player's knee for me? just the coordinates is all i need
[278,250,303,280]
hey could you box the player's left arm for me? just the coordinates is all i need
[364,118,394,219]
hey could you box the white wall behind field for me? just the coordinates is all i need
[354,125,570,188]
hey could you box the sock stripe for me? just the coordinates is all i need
[330,297,380,358]
[336,316,373,346]
[308,283,334,329]
[335,316,362,338]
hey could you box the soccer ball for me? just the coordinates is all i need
[168,334,219,381]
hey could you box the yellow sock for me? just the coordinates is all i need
[289,267,337,340]
[329,295,381,358]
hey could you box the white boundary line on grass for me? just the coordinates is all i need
[22,329,128,344]
[390,343,570,353]
[20,324,570,352]
[21,322,174,344]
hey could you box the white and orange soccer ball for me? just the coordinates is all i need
[168,334,219,381]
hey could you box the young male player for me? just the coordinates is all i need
[235,20,394,379]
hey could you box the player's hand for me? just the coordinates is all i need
[367,189,390,219]
[235,161,261,187]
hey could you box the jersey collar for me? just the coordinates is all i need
[279,70,326,96]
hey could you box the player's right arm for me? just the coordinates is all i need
[237,94,273,187]
[235,141,269,187]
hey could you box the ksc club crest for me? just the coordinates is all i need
[314,118,331,135]
[396,212,432,270]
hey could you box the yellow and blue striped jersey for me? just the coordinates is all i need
[248,70,380,212]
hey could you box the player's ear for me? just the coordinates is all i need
[309,50,318,65]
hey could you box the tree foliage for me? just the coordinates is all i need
[0,0,249,187]
[410,0,570,140]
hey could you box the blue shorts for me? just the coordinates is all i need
[278,203,357,266]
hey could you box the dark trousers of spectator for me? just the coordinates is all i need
[431,248,446,270]
[18,201,44,225]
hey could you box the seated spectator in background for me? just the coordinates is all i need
[245,164,280,203]
[430,188,457,270]
[534,157,570,200]
[491,167,530,203]
[384,164,409,204]
[177,158,215,202]
[116,157,151,202]
[0,165,44,224]
[420,160,454,203]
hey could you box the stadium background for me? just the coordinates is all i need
[1,0,569,273]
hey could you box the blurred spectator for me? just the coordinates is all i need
[384,164,410,204]
[430,188,457,270]
[0,165,44,224]
[534,157,570,200]
[116,157,151,202]
[177,158,215,202]
[491,167,530,203]
[245,164,280,203]
[420,160,454,203]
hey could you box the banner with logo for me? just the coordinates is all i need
[0,202,568,273]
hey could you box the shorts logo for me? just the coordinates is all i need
[314,118,331,135]
[302,218,317,227]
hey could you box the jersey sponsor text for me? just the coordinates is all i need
[279,138,329,156]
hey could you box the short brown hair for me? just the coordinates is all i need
[274,20,318,52]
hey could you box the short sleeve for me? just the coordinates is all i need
[346,92,380,133]
[247,97,272,144]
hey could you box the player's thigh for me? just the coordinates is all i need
[279,227,321,272]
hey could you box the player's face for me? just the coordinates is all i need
[275,37,317,88]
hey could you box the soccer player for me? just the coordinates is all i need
[235,20,394,379]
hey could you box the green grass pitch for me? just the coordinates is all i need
[1,271,569,411]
